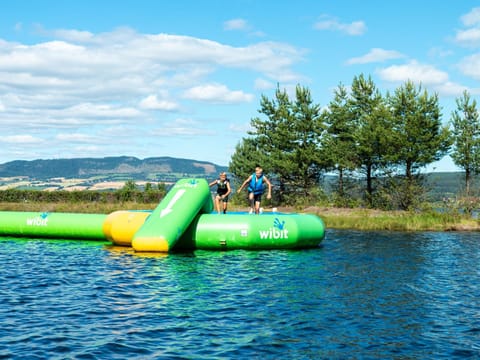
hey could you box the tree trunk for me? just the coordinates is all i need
[465,168,471,196]
[338,167,344,197]
[366,165,373,208]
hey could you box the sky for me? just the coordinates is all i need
[0,1,479,172]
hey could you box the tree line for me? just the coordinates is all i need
[0,180,167,204]
[229,74,480,210]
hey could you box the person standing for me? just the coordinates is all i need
[237,166,272,214]
[209,172,231,214]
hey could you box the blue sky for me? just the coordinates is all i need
[0,1,479,171]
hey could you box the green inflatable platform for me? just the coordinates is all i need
[0,211,107,240]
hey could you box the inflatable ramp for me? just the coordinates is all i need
[132,178,213,252]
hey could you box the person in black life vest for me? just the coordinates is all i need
[209,172,232,214]
[237,166,272,214]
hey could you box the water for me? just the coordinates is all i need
[1,231,480,359]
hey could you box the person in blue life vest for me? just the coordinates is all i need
[237,166,272,214]
[209,172,232,214]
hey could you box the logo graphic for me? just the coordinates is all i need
[176,179,199,189]
[26,212,49,226]
[259,217,289,239]
[273,218,285,230]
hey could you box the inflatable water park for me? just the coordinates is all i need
[0,178,325,252]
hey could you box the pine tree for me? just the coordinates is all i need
[450,90,480,196]
[389,81,451,209]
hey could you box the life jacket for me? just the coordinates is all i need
[216,178,229,195]
[248,173,264,195]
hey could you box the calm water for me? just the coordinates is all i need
[1,230,480,359]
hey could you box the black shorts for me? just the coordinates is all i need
[217,194,229,202]
[250,192,262,202]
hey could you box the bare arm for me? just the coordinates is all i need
[237,175,252,193]
[264,176,272,199]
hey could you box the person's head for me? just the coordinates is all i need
[255,166,263,178]
[219,172,227,179]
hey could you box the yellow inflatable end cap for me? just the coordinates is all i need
[133,236,170,252]
[102,211,123,241]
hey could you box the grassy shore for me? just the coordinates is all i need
[0,202,478,232]
[308,207,480,232]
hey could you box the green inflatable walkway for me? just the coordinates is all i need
[132,178,213,252]
[0,211,107,239]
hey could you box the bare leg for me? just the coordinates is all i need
[255,201,261,214]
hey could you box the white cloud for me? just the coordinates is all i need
[454,8,480,47]
[183,83,254,103]
[314,15,366,36]
[346,48,405,65]
[461,7,480,27]
[454,28,480,47]
[458,53,480,79]
[377,61,449,85]
[55,133,98,142]
[0,28,304,98]
[224,19,249,31]
[155,118,216,136]
[0,135,43,144]
[0,26,305,163]
[432,81,470,97]
[428,47,453,58]
[50,29,95,42]
[63,103,141,118]
[254,78,274,90]
[229,122,250,133]
[139,95,180,111]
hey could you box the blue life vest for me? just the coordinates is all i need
[248,173,264,195]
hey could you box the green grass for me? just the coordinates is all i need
[317,209,479,231]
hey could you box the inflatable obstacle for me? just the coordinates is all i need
[181,212,325,250]
[0,211,107,240]
[0,178,326,251]
[132,178,213,252]
[103,210,325,250]
[102,210,151,246]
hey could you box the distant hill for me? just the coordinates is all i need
[0,156,470,201]
[0,156,228,181]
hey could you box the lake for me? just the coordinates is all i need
[1,230,479,359]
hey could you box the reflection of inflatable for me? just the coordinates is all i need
[0,178,325,252]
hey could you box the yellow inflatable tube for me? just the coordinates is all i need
[103,210,151,246]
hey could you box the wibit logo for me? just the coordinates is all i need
[259,217,289,239]
[177,179,199,189]
[26,212,49,226]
